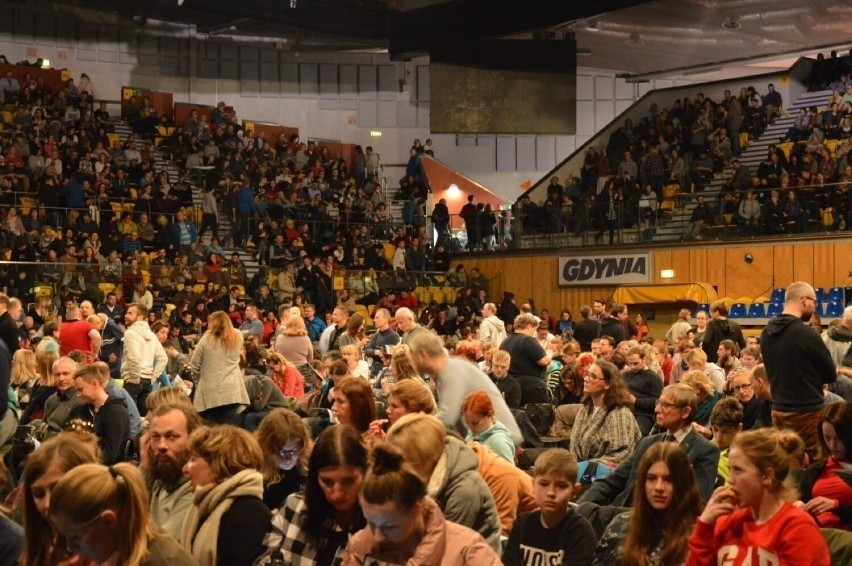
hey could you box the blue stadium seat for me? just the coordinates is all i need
[767,302,783,316]
[827,287,844,303]
[747,303,766,318]
[770,288,786,303]
[825,301,843,318]
[815,287,827,303]
[694,304,710,316]
[729,303,747,318]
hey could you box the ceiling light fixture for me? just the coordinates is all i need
[586,21,600,32]
[723,19,741,30]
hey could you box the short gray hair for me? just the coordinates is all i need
[407,331,446,358]
[395,307,415,321]
[843,305,852,325]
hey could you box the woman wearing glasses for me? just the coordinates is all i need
[571,360,642,468]
[255,408,313,510]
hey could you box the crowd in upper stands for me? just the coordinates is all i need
[516,51,852,243]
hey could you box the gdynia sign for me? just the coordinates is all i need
[558,253,652,286]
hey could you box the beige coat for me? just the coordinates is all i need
[189,333,250,413]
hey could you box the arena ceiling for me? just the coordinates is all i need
[35,0,852,75]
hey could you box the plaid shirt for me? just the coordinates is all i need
[254,492,362,566]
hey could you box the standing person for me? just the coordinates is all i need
[573,306,602,352]
[362,308,400,377]
[48,463,196,566]
[504,449,596,565]
[407,331,523,447]
[686,428,831,565]
[761,282,836,459]
[500,313,552,404]
[180,425,271,566]
[0,294,22,354]
[188,311,250,423]
[60,303,102,363]
[666,309,693,347]
[594,443,703,565]
[479,303,508,347]
[701,300,746,364]
[343,443,501,565]
[0,337,15,449]
[122,303,168,417]
[459,195,478,252]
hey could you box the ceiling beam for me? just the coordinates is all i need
[389,0,652,58]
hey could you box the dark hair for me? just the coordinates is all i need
[820,403,852,460]
[360,443,425,510]
[583,360,633,410]
[304,425,368,536]
[622,443,702,565]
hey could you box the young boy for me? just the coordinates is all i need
[72,361,131,465]
[503,449,596,566]
[709,396,744,487]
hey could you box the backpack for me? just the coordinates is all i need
[522,403,555,437]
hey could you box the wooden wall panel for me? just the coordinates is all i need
[460,239,852,315]
[773,245,794,288]
[813,243,835,290]
[793,244,815,285]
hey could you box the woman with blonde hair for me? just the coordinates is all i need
[273,309,313,378]
[386,413,501,551]
[189,310,250,423]
[181,425,270,565]
[687,428,831,564]
[21,349,59,423]
[369,378,437,443]
[145,385,193,413]
[255,408,312,509]
[266,351,305,400]
[341,344,371,380]
[49,463,195,566]
[11,348,39,409]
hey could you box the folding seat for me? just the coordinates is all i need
[729,303,747,318]
[767,302,783,316]
[747,303,766,318]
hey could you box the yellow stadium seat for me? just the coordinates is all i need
[432,291,445,304]
[193,283,205,294]
[0,111,12,125]
[444,288,457,304]
[383,243,395,264]
[235,285,245,296]
[33,285,53,298]
[107,133,121,147]
[826,139,840,155]
[165,303,177,317]
[98,283,115,295]
[778,142,793,160]
[141,270,151,286]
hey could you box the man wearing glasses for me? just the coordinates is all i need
[578,383,719,508]
[729,369,765,431]
[761,281,837,460]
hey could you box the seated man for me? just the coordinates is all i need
[577,384,719,507]
[71,361,130,465]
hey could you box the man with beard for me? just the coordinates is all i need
[761,282,836,459]
[143,404,203,541]
[701,300,746,364]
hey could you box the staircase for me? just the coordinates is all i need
[651,89,834,241]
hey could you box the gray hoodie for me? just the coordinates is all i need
[823,324,852,367]
[479,315,507,346]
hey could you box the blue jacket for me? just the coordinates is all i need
[237,186,257,215]
[169,220,198,245]
[61,181,85,209]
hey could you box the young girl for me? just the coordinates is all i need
[49,463,195,566]
[461,390,515,463]
[687,428,831,565]
[595,442,702,565]
[343,443,500,565]
[255,408,313,510]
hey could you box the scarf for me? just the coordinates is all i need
[180,468,264,566]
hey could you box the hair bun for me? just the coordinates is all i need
[370,443,405,475]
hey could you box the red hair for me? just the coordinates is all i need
[576,352,597,377]
[461,390,494,418]
[454,340,479,363]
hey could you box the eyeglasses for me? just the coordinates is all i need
[732,383,752,391]
[802,296,817,303]
[656,400,683,410]
[279,448,301,458]
[583,374,606,382]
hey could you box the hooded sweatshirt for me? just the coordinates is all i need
[427,436,502,552]
[702,318,746,364]
[464,420,515,463]
[760,314,836,413]
[121,320,168,385]
[823,324,852,368]
[479,315,507,346]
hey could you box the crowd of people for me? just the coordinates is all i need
[0,275,844,564]
[515,53,852,243]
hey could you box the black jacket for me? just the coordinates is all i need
[702,318,746,363]
[599,316,626,344]
[760,314,836,413]
[573,319,602,352]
